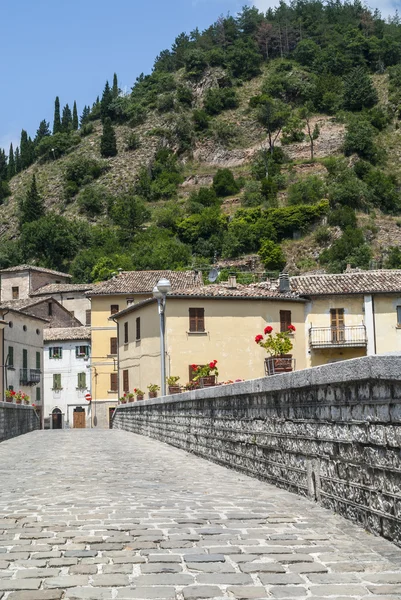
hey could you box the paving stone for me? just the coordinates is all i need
[69,564,98,574]
[141,563,182,573]
[196,573,253,584]
[134,574,195,585]
[63,589,113,599]
[103,564,133,574]
[363,573,401,584]
[115,588,176,599]
[7,592,64,600]
[268,554,314,563]
[269,586,307,598]
[258,574,304,586]
[15,568,60,578]
[366,585,401,595]
[309,584,369,596]
[91,574,130,586]
[226,586,267,599]
[112,555,146,564]
[147,554,182,563]
[288,562,328,573]
[64,550,98,557]
[186,562,236,573]
[240,562,286,573]
[44,576,89,588]
[184,554,225,563]
[0,580,42,591]
[48,558,78,566]
[182,585,223,599]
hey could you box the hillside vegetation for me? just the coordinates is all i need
[2,1,401,282]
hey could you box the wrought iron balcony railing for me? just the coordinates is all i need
[20,368,41,386]
[309,325,367,349]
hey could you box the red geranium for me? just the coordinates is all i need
[190,364,198,370]
[264,326,273,335]
[255,334,264,343]
[288,324,296,332]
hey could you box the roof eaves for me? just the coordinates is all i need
[109,298,157,320]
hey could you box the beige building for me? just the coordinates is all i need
[291,270,401,367]
[87,270,203,427]
[112,280,307,396]
[30,283,93,326]
[0,265,71,301]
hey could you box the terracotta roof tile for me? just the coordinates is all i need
[290,270,401,295]
[44,326,91,342]
[88,270,203,296]
[0,264,71,278]
[31,283,94,296]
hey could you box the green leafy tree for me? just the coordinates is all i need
[320,227,372,272]
[19,175,45,226]
[384,247,401,269]
[258,240,286,271]
[100,117,118,157]
[343,67,378,111]
[72,101,79,130]
[343,117,379,163]
[288,176,326,205]
[299,104,320,160]
[212,169,239,197]
[53,96,61,134]
[255,96,290,156]
[110,192,150,240]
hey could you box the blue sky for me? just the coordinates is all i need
[1,0,399,154]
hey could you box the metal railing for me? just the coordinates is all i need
[20,369,41,385]
[309,325,367,349]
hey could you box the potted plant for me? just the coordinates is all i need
[119,395,127,404]
[192,360,218,387]
[167,376,181,394]
[5,389,15,402]
[147,384,160,399]
[52,353,61,359]
[134,388,144,401]
[22,393,30,405]
[255,325,296,375]
[14,391,23,404]
[126,392,135,403]
[185,380,200,391]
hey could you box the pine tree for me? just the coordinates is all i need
[80,105,90,126]
[20,130,34,170]
[14,147,21,173]
[61,104,72,132]
[0,150,7,181]
[112,73,119,98]
[100,81,113,121]
[8,144,15,179]
[72,101,79,130]
[35,120,51,145]
[53,96,61,134]
[100,117,118,157]
[19,174,45,226]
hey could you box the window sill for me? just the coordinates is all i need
[123,343,129,349]
[76,387,87,391]
[187,331,208,336]
[52,388,63,391]
[108,390,118,394]
[7,366,15,371]
[107,354,117,358]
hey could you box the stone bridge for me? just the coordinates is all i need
[0,429,401,600]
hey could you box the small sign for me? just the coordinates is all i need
[85,393,92,402]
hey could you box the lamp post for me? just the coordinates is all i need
[153,278,171,396]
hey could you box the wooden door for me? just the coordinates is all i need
[73,409,86,428]
[330,308,345,343]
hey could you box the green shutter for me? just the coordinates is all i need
[36,387,41,402]
[8,347,13,367]
[78,373,86,388]
[36,352,40,370]
[23,349,28,369]
[53,374,61,390]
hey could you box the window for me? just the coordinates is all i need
[110,337,118,355]
[8,347,14,368]
[397,306,401,327]
[12,287,19,299]
[36,352,40,370]
[77,372,86,389]
[123,369,129,392]
[53,374,62,390]
[111,304,119,315]
[189,308,205,332]
[48,302,53,316]
[280,310,292,333]
[23,325,27,332]
[189,364,205,381]
[36,387,41,403]
[136,317,141,341]
[110,373,118,392]
[22,349,28,369]
[75,346,89,358]
[86,310,91,326]
[49,347,62,359]
[124,322,129,344]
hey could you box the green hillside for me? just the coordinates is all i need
[1,1,401,282]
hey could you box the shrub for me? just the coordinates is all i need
[64,157,108,200]
[212,169,239,197]
[127,104,147,127]
[242,180,264,207]
[125,133,141,151]
[77,186,107,217]
[328,206,357,230]
[176,85,193,107]
[320,227,372,272]
[35,132,80,162]
[288,176,326,205]
[193,109,209,131]
[314,226,331,245]
[157,93,175,113]
[212,121,239,146]
[80,123,94,137]
[343,117,379,163]
[343,67,378,111]
[204,88,239,116]
[184,49,208,79]
[258,240,286,271]
[384,247,401,269]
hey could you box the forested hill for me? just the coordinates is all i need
[2,1,401,282]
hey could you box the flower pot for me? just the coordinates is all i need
[120,400,127,405]
[15,399,22,404]
[149,391,158,399]
[5,398,12,403]
[265,355,294,376]
[199,375,216,387]
[24,400,30,405]
[128,397,135,403]
[168,385,181,395]
[136,394,144,401]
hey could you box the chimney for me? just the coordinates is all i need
[279,273,290,293]
[227,273,237,288]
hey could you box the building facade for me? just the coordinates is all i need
[88,270,203,427]
[43,327,91,429]
[0,265,71,301]
[30,283,93,326]
[112,281,306,397]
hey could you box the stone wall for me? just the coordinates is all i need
[0,402,40,443]
[112,355,401,546]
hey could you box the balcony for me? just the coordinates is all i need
[309,326,367,349]
[20,369,41,386]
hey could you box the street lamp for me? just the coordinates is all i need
[153,278,171,396]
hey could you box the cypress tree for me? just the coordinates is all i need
[20,130,32,170]
[53,96,61,134]
[14,147,21,173]
[72,101,79,130]
[19,174,45,226]
[100,81,113,121]
[80,105,90,126]
[100,117,118,157]
[8,144,15,179]
[61,104,72,132]
[35,120,51,145]
[0,150,7,181]
[112,73,119,98]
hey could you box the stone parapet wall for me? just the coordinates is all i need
[113,355,401,546]
[0,402,40,442]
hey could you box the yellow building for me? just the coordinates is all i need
[112,279,307,396]
[291,270,401,367]
[87,270,202,427]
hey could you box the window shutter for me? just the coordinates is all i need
[189,309,197,332]
[280,310,292,333]
[53,374,61,389]
[123,370,129,392]
[36,387,41,402]
[397,306,401,326]
[110,373,118,392]
[23,349,28,369]
[124,322,129,344]
[8,347,13,367]
[36,352,40,370]
[86,310,91,325]
[110,337,117,355]
[78,373,86,388]
[136,317,141,341]
[189,308,205,332]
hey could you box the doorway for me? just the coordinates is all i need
[73,407,86,429]
[52,408,62,429]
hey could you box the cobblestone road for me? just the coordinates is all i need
[0,430,401,600]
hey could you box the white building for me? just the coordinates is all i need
[43,327,91,429]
